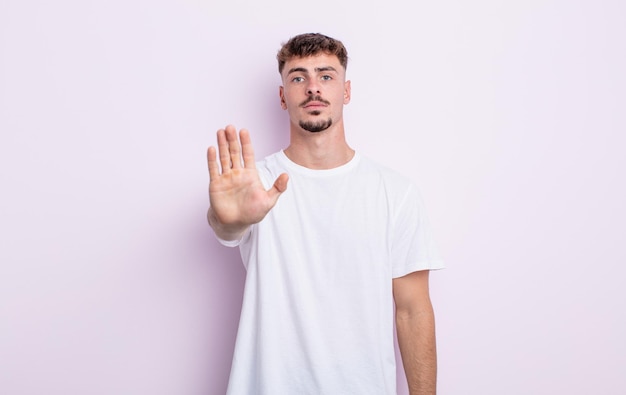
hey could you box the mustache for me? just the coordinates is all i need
[300,96,330,107]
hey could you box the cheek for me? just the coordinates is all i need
[333,90,347,105]
[284,91,301,107]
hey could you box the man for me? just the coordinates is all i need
[207,33,444,395]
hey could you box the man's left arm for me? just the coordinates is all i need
[393,269,437,395]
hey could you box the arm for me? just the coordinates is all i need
[393,270,437,395]
[207,125,288,241]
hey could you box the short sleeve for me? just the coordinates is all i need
[391,184,445,278]
[214,226,252,248]
[215,236,242,247]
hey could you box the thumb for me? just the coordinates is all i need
[267,173,289,201]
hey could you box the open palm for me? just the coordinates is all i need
[207,125,288,234]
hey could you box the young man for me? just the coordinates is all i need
[207,33,444,395]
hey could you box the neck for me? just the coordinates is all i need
[284,121,355,170]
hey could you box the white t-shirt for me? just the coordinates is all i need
[220,151,444,395]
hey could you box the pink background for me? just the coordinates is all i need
[1,0,625,394]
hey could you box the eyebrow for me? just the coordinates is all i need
[286,66,338,75]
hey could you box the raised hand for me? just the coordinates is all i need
[207,125,288,241]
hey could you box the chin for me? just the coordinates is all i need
[299,118,332,133]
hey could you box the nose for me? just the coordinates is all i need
[306,80,320,95]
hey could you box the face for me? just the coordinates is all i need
[279,53,351,133]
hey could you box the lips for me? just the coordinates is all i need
[301,96,330,108]
[304,101,327,108]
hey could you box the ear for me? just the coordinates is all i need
[343,80,351,105]
[279,86,287,110]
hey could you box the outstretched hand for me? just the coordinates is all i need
[207,125,288,240]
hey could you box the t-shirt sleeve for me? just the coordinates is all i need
[213,226,252,248]
[391,184,445,278]
[215,235,243,247]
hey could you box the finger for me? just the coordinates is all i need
[267,173,289,204]
[217,128,231,173]
[207,146,219,181]
[239,129,256,169]
[225,124,243,169]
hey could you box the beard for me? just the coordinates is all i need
[299,117,332,133]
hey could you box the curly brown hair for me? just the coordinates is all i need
[277,33,349,74]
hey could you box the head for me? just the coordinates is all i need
[277,33,351,134]
[277,33,349,75]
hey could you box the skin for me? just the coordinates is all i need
[207,52,437,394]
[394,270,438,394]
[279,53,354,169]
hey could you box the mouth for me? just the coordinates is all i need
[304,102,327,110]
[301,97,330,109]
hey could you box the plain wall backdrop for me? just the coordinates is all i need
[1,0,624,394]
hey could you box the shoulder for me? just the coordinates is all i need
[256,150,282,169]
[255,151,284,188]
[355,155,429,219]
[357,154,416,192]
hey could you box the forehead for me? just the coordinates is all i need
[282,53,345,75]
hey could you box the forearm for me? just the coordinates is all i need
[207,206,250,241]
[396,306,437,395]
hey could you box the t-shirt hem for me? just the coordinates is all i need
[392,260,446,279]
[216,236,243,247]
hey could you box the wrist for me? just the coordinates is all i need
[207,207,249,241]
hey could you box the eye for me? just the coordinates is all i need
[292,76,305,83]
[321,75,332,81]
